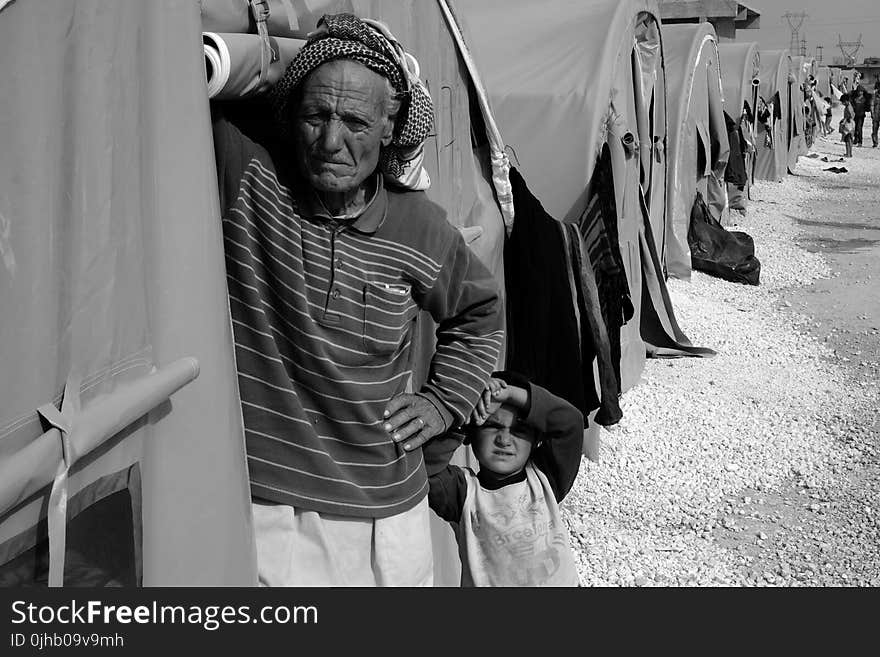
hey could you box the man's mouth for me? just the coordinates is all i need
[492,450,515,458]
[313,157,352,167]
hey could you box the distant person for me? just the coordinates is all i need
[804,103,815,148]
[824,97,834,136]
[849,85,871,147]
[426,372,583,587]
[840,93,855,158]
[872,79,880,148]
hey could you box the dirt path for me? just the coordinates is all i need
[565,113,880,587]
[710,122,880,586]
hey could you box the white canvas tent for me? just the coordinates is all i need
[754,49,792,182]
[788,55,815,169]
[455,0,713,396]
[0,0,257,586]
[662,23,730,280]
[816,65,832,98]
[718,41,760,215]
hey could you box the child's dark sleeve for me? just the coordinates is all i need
[424,432,467,523]
[428,467,467,523]
[522,382,585,502]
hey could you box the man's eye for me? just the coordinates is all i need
[344,118,370,131]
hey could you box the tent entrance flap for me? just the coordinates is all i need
[0,465,142,587]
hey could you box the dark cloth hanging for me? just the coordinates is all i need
[772,91,782,122]
[688,191,761,286]
[563,222,623,426]
[723,112,748,188]
[578,143,634,391]
[504,167,599,422]
[639,190,717,359]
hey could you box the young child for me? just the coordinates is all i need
[840,93,855,158]
[824,97,833,135]
[425,371,584,587]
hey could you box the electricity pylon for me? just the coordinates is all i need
[838,34,863,66]
[783,11,808,54]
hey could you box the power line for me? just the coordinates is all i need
[838,34,863,66]
[783,11,808,55]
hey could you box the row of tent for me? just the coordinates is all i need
[0,0,849,586]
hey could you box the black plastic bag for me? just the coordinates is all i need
[688,192,760,286]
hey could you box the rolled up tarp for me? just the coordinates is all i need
[0,357,200,519]
[204,31,305,99]
[200,0,353,39]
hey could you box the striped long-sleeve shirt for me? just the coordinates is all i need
[213,116,503,518]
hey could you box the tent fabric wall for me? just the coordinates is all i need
[0,0,257,585]
[454,0,677,396]
[754,49,791,182]
[453,0,661,224]
[662,23,730,280]
[830,67,842,93]
[719,42,761,123]
[788,55,814,169]
[718,41,760,215]
[816,66,832,98]
[797,57,819,149]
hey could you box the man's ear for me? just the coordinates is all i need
[381,92,401,147]
[381,115,396,147]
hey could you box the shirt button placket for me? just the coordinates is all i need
[329,227,341,304]
[324,227,344,322]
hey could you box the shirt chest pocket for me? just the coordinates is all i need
[362,282,419,355]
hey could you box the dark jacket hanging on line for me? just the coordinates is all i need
[504,166,623,426]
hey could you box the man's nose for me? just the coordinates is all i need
[319,119,344,153]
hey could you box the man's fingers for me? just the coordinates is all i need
[384,394,442,450]
[383,393,413,419]
[390,417,423,443]
[402,428,433,452]
[384,405,415,432]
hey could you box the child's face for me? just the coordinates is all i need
[471,405,535,477]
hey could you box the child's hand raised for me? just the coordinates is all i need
[471,377,507,426]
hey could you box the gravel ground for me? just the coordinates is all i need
[563,115,880,587]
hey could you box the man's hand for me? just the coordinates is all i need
[384,393,445,452]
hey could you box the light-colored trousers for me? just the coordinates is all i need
[251,497,434,587]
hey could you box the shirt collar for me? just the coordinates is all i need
[477,466,527,491]
[294,173,388,235]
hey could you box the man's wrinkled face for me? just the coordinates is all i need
[293,59,395,195]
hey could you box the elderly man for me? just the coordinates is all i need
[211,14,502,586]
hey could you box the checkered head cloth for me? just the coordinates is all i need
[271,13,434,182]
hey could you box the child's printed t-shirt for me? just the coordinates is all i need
[457,463,579,587]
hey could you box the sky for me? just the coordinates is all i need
[741,0,880,64]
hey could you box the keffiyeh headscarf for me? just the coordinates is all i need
[271,13,434,190]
